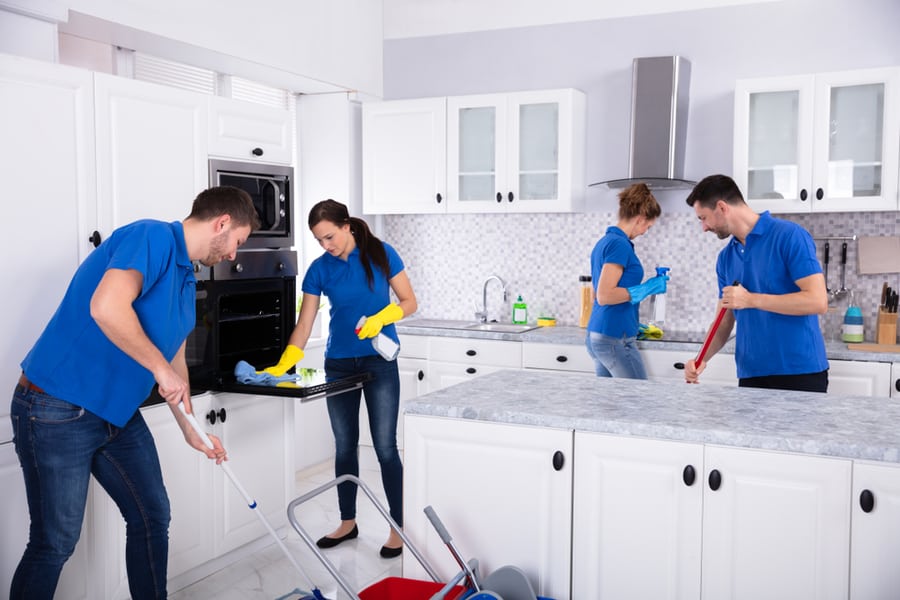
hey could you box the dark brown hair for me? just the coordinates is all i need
[188,186,261,230]
[618,183,661,221]
[308,199,389,289]
[685,174,745,209]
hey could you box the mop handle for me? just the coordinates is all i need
[694,280,740,367]
[177,403,321,595]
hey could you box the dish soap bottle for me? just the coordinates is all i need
[512,295,528,325]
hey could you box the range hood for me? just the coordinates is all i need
[591,56,695,191]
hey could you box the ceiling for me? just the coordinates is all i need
[382,0,782,39]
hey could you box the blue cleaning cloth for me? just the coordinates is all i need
[234,360,296,386]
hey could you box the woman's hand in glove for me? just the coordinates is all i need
[626,275,669,304]
[260,344,304,377]
[357,303,404,339]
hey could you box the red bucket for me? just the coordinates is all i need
[358,576,468,600]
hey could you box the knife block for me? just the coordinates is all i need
[876,308,898,345]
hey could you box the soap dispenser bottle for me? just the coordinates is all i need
[512,295,528,324]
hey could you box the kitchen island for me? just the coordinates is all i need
[401,370,900,600]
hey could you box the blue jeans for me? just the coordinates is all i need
[324,355,403,526]
[585,331,648,379]
[10,384,170,600]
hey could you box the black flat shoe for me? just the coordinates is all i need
[316,524,359,549]
[380,544,403,558]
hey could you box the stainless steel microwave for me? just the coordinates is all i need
[208,158,294,249]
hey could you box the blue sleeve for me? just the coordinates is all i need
[784,227,822,282]
[301,255,325,296]
[383,242,405,279]
[107,221,171,296]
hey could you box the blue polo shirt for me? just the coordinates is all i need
[21,220,196,427]
[716,211,828,379]
[587,226,644,338]
[302,242,405,359]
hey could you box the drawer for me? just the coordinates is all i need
[522,342,594,373]
[428,337,522,368]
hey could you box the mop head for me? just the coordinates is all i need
[273,588,329,600]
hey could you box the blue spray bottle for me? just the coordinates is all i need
[651,266,671,326]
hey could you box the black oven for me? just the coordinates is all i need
[187,249,298,390]
[208,159,294,249]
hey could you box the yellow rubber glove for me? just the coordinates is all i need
[356,303,404,339]
[260,344,304,376]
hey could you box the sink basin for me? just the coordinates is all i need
[398,318,538,334]
[463,323,539,333]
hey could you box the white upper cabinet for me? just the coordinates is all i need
[208,96,293,164]
[734,67,900,213]
[362,88,586,214]
[447,88,586,213]
[94,73,208,229]
[362,97,447,214]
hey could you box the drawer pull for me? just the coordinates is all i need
[556,355,568,363]
[466,367,477,374]
[673,362,685,370]
[466,349,477,357]
[552,451,565,471]
[417,370,424,381]
[682,465,696,486]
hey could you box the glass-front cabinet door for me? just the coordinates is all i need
[734,67,899,213]
[447,88,585,213]
[812,69,898,211]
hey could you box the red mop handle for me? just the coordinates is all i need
[695,307,726,367]
[694,281,740,367]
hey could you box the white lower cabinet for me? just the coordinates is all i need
[702,445,851,600]
[426,337,522,393]
[573,433,703,599]
[403,415,572,600]
[850,461,900,599]
[641,348,739,386]
[828,359,891,397]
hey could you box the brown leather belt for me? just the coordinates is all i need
[18,374,44,394]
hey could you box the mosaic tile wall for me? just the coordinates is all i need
[382,210,900,341]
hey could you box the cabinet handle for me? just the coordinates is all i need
[436,192,442,204]
[816,187,824,200]
[466,367,477,374]
[466,349,477,356]
[800,188,808,201]
[496,192,502,203]
[89,230,102,248]
[673,362,685,370]
[895,378,900,392]
[859,489,875,513]
[251,147,264,156]
[708,469,722,491]
[206,408,227,425]
[417,370,424,381]
[682,465,696,486]
[555,355,568,363]
[552,450,565,471]
[507,191,514,202]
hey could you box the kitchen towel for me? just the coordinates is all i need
[857,236,900,274]
[234,360,297,386]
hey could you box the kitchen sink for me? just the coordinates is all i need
[462,322,539,333]
[398,318,539,334]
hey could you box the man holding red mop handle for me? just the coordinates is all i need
[684,174,829,393]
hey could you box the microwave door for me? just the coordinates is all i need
[260,178,282,231]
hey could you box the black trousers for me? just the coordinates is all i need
[739,369,829,393]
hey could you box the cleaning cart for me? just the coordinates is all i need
[287,473,471,599]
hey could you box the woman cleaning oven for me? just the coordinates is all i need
[260,199,417,559]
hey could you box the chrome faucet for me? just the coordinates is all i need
[475,275,508,323]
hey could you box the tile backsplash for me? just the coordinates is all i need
[383,210,900,342]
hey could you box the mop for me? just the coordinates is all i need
[179,403,329,600]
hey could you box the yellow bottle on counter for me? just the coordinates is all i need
[579,275,593,328]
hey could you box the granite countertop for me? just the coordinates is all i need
[404,369,900,464]
[396,319,900,363]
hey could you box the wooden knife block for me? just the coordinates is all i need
[876,309,898,345]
